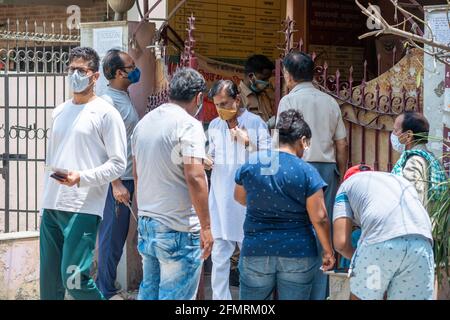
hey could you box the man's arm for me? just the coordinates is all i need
[402,156,428,205]
[111,179,130,204]
[335,138,348,182]
[184,157,213,259]
[333,217,354,260]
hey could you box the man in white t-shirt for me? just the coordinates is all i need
[132,68,214,300]
[333,165,434,300]
[40,47,127,300]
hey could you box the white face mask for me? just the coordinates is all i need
[194,100,203,118]
[390,132,405,153]
[68,69,93,93]
[192,92,204,119]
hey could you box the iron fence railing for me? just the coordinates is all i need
[0,19,79,233]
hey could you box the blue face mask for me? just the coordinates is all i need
[126,67,141,84]
[250,78,270,93]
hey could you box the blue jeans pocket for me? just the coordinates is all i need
[153,231,180,258]
[240,256,271,274]
[278,256,318,273]
[189,232,200,246]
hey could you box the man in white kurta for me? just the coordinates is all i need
[207,80,271,300]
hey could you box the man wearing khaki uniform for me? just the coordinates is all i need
[239,54,275,123]
[276,51,348,300]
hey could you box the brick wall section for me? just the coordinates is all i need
[0,0,115,33]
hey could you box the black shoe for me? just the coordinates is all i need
[229,269,240,287]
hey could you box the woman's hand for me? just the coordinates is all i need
[321,250,336,271]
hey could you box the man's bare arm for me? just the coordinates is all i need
[184,157,213,259]
[333,217,354,260]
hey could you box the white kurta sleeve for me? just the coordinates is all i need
[273,96,292,147]
[256,119,272,151]
[78,109,127,187]
[206,122,216,159]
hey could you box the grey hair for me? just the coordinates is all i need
[169,68,207,102]
[208,80,239,100]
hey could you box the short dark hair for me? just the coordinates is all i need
[401,111,430,144]
[208,80,239,100]
[276,109,312,145]
[282,51,314,82]
[244,54,275,75]
[69,47,100,72]
[102,49,126,80]
[169,68,206,102]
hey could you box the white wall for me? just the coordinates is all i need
[424,5,450,159]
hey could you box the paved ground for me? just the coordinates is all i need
[110,270,240,300]
[203,274,240,300]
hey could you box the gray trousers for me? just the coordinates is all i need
[309,162,340,300]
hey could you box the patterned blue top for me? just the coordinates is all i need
[235,150,327,258]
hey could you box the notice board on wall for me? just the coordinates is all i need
[168,0,286,63]
[308,0,367,79]
[444,126,450,176]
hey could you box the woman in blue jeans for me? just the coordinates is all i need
[234,109,335,300]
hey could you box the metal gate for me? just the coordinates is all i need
[0,20,79,233]
[274,18,423,172]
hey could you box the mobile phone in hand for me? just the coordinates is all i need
[50,172,67,182]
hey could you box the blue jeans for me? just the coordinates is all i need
[239,255,320,300]
[137,217,203,300]
[96,180,134,299]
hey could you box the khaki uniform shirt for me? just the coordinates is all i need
[276,82,347,163]
[239,81,274,122]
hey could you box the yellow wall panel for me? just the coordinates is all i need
[168,0,286,62]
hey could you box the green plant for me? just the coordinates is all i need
[424,135,450,288]
[395,133,450,288]
[428,177,450,288]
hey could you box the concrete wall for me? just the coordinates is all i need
[0,0,110,31]
[0,232,39,300]
[424,5,450,159]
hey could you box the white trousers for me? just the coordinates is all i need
[211,238,242,300]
